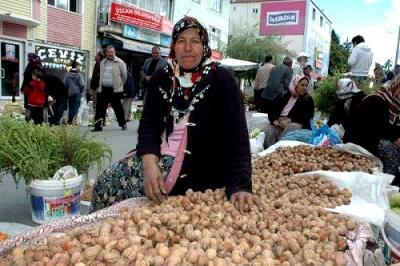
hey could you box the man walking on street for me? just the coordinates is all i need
[140,46,167,99]
[254,55,274,111]
[348,35,373,83]
[261,56,293,113]
[292,52,308,77]
[93,45,127,131]
[64,61,85,124]
[122,68,135,122]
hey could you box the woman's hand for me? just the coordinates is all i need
[230,191,262,212]
[394,138,400,147]
[142,154,166,203]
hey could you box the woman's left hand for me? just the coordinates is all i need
[230,191,262,212]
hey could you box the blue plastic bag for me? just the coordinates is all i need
[311,124,342,146]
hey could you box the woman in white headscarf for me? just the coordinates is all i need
[263,75,314,148]
[327,78,366,142]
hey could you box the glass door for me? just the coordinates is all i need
[0,40,22,100]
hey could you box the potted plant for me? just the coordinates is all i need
[0,116,112,223]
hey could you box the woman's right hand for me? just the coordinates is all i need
[394,138,400,148]
[142,154,166,203]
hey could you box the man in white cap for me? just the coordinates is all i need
[292,52,308,77]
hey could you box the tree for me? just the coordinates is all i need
[221,24,289,79]
[382,58,393,72]
[328,30,351,75]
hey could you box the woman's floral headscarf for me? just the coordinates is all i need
[372,75,400,126]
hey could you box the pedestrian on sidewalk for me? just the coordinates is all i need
[21,53,43,121]
[253,55,274,112]
[90,50,105,115]
[140,46,167,100]
[43,73,68,125]
[348,35,373,84]
[64,61,85,124]
[90,16,260,213]
[122,68,135,122]
[23,69,46,124]
[261,56,293,113]
[93,45,127,131]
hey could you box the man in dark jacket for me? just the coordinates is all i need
[140,46,167,99]
[261,56,293,113]
[43,73,68,125]
[64,61,85,124]
[122,69,135,121]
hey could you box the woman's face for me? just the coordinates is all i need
[174,28,204,70]
[295,79,309,96]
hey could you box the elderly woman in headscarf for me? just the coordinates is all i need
[91,16,260,212]
[328,78,366,142]
[263,75,314,148]
[348,76,400,180]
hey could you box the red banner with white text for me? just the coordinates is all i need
[110,2,162,32]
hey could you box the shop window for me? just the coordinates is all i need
[47,0,82,13]
[160,0,172,19]
[209,26,221,49]
[138,0,147,9]
[312,8,316,21]
[210,0,222,12]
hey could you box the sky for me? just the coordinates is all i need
[315,0,400,65]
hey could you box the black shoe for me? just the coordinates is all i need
[91,128,103,132]
[121,124,127,130]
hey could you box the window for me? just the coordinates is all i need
[47,0,81,13]
[210,0,222,12]
[252,8,258,14]
[312,8,316,21]
[209,26,221,49]
[160,0,171,18]
[320,16,324,27]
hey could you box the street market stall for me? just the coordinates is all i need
[0,142,397,265]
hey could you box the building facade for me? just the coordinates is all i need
[230,0,332,76]
[0,0,96,99]
[97,0,174,88]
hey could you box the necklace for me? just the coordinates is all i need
[159,63,213,123]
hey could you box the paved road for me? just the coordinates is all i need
[0,119,140,226]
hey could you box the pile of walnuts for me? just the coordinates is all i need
[0,146,376,265]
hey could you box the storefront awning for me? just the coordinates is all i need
[219,58,259,72]
[107,33,170,57]
[0,12,40,27]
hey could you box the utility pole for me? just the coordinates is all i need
[395,25,400,65]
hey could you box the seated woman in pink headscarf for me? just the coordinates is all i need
[263,75,315,148]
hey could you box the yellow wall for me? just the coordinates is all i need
[31,0,47,41]
[0,0,31,18]
[82,0,97,72]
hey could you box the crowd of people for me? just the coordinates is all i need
[253,34,399,185]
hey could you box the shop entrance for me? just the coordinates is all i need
[0,39,23,99]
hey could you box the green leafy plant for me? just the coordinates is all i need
[0,117,112,186]
[314,75,340,115]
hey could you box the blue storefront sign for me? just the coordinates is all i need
[124,25,168,46]
[160,34,172,47]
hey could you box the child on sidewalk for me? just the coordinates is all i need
[24,69,46,124]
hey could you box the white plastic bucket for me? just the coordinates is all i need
[29,175,83,224]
